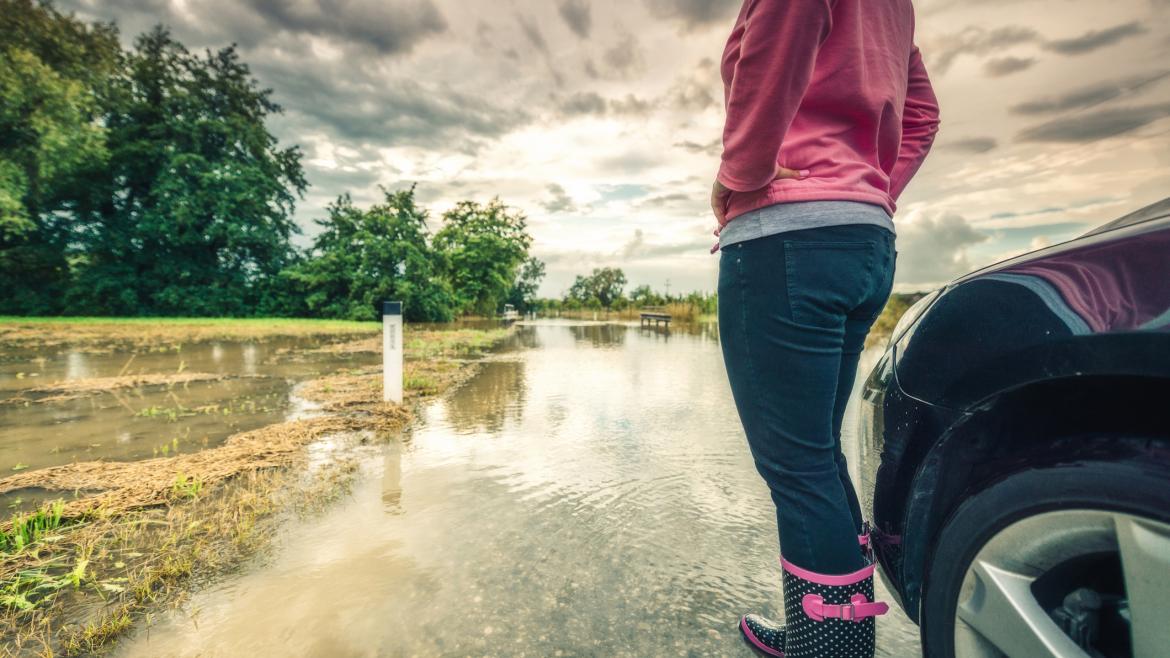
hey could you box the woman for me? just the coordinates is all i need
[712,1,940,656]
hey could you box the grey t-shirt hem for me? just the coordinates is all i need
[718,200,895,248]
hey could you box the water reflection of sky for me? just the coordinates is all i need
[113,321,920,657]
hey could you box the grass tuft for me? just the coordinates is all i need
[0,502,66,554]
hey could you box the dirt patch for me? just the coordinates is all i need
[0,318,378,352]
[305,336,381,354]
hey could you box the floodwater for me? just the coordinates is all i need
[113,320,922,657]
[0,338,378,492]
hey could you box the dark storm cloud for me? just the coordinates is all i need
[558,91,609,116]
[983,56,1035,77]
[66,0,449,55]
[516,14,550,54]
[643,0,739,29]
[475,20,494,49]
[257,58,528,147]
[917,0,1017,17]
[609,94,653,115]
[541,184,578,213]
[619,229,708,260]
[673,138,720,155]
[600,150,660,174]
[662,57,719,111]
[897,213,988,286]
[932,22,1150,76]
[1010,71,1170,115]
[931,26,1041,74]
[248,0,447,54]
[942,137,998,153]
[1016,103,1170,143]
[667,82,717,111]
[639,192,691,205]
[631,192,703,214]
[603,33,644,75]
[557,0,592,38]
[582,32,645,79]
[381,180,472,205]
[516,13,565,87]
[304,164,382,191]
[554,92,654,117]
[1042,21,1146,55]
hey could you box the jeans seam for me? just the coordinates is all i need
[735,253,763,414]
[862,242,882,320]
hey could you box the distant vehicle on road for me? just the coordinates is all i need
[855,197,1170,658]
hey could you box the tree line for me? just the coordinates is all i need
[541,267,719,316]
[0,1,541,322]
[542,268,921,329]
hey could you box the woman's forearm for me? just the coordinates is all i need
[718,0,834,193]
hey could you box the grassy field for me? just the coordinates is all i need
[0,319,510,656]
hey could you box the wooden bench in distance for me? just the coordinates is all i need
[639,307,671,330]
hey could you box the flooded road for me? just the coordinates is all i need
[0,339,377,481]
[114,321,921,657]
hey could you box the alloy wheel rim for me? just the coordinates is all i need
[953,509,1170,658]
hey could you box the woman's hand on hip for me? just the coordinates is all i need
[710,165,807,231]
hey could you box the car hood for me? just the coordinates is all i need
[951,196,1170,287]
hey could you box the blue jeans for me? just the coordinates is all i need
[719,223,896,575]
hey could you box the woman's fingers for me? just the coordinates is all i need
[774,166,811,180]
[711,168,808,244]
[710,180,729,225]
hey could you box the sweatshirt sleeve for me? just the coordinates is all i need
[888,45,940,201]
[717,0,834,193]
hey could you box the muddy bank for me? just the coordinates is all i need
[2,373,236,405]
[0,320,511,656]
[0,318,379,352]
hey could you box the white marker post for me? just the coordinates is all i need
[382,301,403,404]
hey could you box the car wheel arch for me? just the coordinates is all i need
[891,373,1170,625]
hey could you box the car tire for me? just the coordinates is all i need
[920,459,1170,658]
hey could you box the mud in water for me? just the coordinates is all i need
[112,320,922,657]
[0,338,379,503]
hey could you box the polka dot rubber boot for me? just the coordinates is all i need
[780,557,889,658]
[739,533,874,657]
[740,613,786,656]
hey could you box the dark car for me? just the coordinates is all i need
[855,197,1170,658]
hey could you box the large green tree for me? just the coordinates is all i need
[567,267,627,309]
[290,187,456,322]
[433,198,533,317]
[505,256,546,313]
[70,27,305,316]
[0,0,120,313]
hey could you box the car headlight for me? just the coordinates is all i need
[890,289,941,347]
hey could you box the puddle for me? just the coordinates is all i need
[112,321,921,657]
[0,338,379,478]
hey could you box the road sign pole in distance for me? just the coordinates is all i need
[382,301,403,403]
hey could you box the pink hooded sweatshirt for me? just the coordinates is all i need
[718,0,940,224]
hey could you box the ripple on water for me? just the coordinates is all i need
[111,321,923,657]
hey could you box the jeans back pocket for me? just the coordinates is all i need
[783,240,876,328]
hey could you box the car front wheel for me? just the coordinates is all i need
[920,459,1170,658]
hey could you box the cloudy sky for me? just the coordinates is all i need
[62,0,1170,295]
